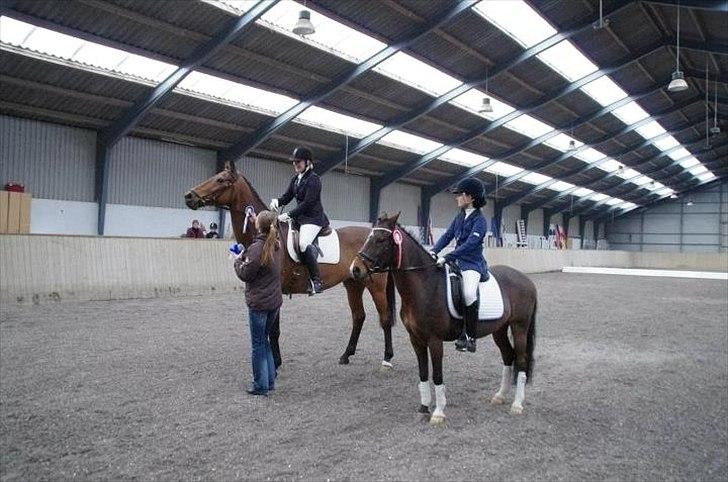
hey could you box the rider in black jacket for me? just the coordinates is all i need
[270,147,330,295]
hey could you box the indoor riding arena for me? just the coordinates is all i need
[1,1,726,481]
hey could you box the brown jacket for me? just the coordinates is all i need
[234,234,283,311]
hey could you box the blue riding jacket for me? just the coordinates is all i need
[433,209,489,280]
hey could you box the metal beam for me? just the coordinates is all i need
[99,0,277,147]
[501,119,708,208]
[641,0,728,12]
[550,138,727,213]
[94,142,110,235]
[218,0,478,162]
[375,40,668,194]
[314,0,633,176]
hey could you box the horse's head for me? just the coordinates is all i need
[350,212,401,280]
[185,161,239,210]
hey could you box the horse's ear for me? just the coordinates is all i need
[391,211,401,223]
[225,160,237,174]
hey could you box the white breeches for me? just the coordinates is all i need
[462,270,481,306]
[299,224,322,251]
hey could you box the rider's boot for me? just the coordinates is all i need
[302,245,323,295]
[463,302,478,353]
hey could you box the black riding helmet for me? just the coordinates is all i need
[292,146,313,163]
[450,178,486,208]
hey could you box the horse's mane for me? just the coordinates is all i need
[237,173,267,209]
[396,223,432,258]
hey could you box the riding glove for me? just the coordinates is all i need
[277,212,291,223]
[436,256,447,267]
[269,198,279,211]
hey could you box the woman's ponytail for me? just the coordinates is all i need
[258,210,279,267]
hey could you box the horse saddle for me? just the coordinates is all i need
[444,264,504,321]
[286,225,341,265]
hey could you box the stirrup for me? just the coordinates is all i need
[454,332,467,351]
[307,279,323,296]
[465,336,476,353]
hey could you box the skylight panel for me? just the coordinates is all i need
[606,198,623,206]
[0,16,34,46]
[297,106,382,138]
[652,135,679,151]
[505,114,554,138]
[651,182,666,191]
[697,172,716,182]
[668,148,691,161]
[612,102,649,124]
[597,159,623,172]
[688,165,708,176]
[537,40,598,82]
[379,130,443,155]
[618,168,641,179]
[439,148,488,167]
[521,172,552,185]
[201,0,256,15]
[631,176,653,186]
[472,0,556,48]
[22,24,85,58]
[635,121,667,139]
[590,193,609,202]
[72,43,128,71]
[544,133,583,152]
[580,76,628,107]
[177,72,298,115]
[451,88,516,121]
[117,54,177,82]
[260,1,385,62]
[550,181,576,192]
[573,188,594,197]
[655,187,673,196]
[679,157,700,168]
[484,162,524,177]
[375,53,462,96]
[575,148,607,163]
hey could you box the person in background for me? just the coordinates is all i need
[233,210,282,396]
[185,219,204,238]
[429,177,488,354]
[206,222,220,239]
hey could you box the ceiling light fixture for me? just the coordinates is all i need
[711,75,721,135]
[293,2,315,36]
[667,3,688,92]
[686,197,694,206]
[593,0,610,29]
[479,68,494,113]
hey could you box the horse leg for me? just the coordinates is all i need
[339,280,366,365]
[365,274,394,368]
[428,339,446,426]
[410,335,430,415]
[270,310,282,369]
[510,323,529,415]
[490,325,515,405]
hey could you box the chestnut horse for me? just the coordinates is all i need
[184,161,394,368]
[350,213,538,425]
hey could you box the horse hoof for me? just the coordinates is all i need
[338,357,350,365]
[490,394,506,405]
[429,415,446,426]
[510,404,524,415]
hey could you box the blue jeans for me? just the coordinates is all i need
[248,308,278,392]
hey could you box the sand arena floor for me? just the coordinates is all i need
[1,272,726,480]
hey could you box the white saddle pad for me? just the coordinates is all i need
[286,225,340,264]
[445,265,505,321]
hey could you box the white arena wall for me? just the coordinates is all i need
[2,234,726,305]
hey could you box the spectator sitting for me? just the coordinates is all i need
[206,222,220,239]
[185,219,205,238]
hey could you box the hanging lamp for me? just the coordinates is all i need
[667,4,688,92]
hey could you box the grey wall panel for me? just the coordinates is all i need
[607,181,726,253]
[0,115,96,201]
[380,183,420,226]
[584,220,594,239]
[568,215,579,236]
[108,137,217,208]
[502,204,520,233]
[683,214,719,233]
[431,192,455,229]
[644,214,680,233]
[609,233,632,243]
[643,234,679,244]
[609,243,641,251]
[683,244,720,253]
[527,209,543,236]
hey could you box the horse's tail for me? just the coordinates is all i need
[386,271,397,327]
[525,297,537,383]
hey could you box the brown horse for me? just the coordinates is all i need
[184,161,394,368]
[350,212,538,424]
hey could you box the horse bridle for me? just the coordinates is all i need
[356,227,436,275]
[192,175,248,213]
